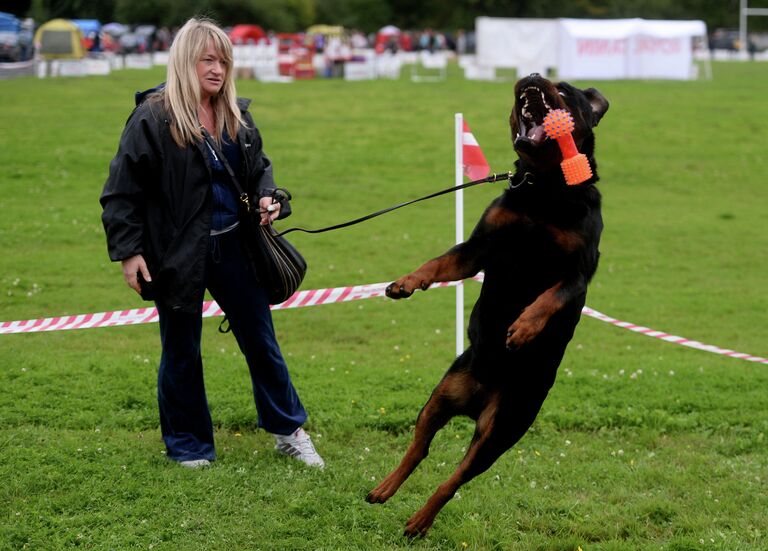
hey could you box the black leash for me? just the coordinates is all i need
[201,124,515,238]
[277,171,514,237]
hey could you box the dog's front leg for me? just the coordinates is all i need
[387,250,476,299]
[506,281,566,349]
[385,256,445,299]
[387,202,503,300]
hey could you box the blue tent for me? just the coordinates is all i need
[71,19,101,35]
[0,11,21,32]
[0,11,21,61]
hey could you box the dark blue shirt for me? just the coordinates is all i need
[206,130,242,233]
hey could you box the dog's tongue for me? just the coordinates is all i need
[527,124,547,144]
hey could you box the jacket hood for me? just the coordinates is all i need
[135,83,166,106]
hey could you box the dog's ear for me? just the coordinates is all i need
[584,88,609,127]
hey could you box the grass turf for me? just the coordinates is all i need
[0,61,766,550]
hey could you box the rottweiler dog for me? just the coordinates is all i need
[366,74,609,537]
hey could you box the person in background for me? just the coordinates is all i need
[100,17,323,469]
[456,29,467,56]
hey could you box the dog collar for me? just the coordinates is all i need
[509,172,535,189]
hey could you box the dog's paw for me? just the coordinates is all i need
[403,509,435,538]
[386,275,429,299]
[366,486,390,504]
[385,281,414,299]
[506,316,545,349]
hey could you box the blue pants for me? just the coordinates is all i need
[157,228,307,462]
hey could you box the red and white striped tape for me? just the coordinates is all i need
[581,307,768,365]
[0,280,459,335]
[1,278,765,365]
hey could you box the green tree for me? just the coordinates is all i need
[20,0,765,35]
[315,0,391,32]
[114,0,164,25]
[3,0,32,18]
[26,0,117,22]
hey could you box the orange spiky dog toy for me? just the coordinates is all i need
[542,109,593,185]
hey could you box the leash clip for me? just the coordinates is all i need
[509,172,534,189]
[239,193,252,212]
[489,171,513,184]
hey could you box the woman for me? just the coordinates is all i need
[100,17,323,469]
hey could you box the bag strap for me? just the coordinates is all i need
[200,126,255,213]
[201,127,269,335]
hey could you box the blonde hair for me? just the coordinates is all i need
[162,17,244,147]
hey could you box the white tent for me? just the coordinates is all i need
[558,18,707,80]
[475,17,708,81]
[475,17,559,77]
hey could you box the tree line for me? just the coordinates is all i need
[5,0,764,34]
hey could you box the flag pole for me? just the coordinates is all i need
[454,113,464,357]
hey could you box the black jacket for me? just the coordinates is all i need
[100,94,289,313]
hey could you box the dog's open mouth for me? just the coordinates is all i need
[515,85,554,146]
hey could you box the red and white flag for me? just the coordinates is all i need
[462,120,490,181]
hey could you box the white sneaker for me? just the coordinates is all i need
[179,459,211,469]
[273,428,325,468]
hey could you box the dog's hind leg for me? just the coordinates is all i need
[365,385,454,504]
[366,365,479,505]
[403,395,539,537]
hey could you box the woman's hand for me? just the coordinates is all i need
[121,254,151,295]
[259,196,280,225]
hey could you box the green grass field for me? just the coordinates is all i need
[1,62,766,550]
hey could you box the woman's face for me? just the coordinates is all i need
[196,40,226,100]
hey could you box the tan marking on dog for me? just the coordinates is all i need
[475,392,500,434]
[533,282,565,315]
[437,372,480,408]
[546,225,584,253]
[485,206,521,228]
[507,282,566,347]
